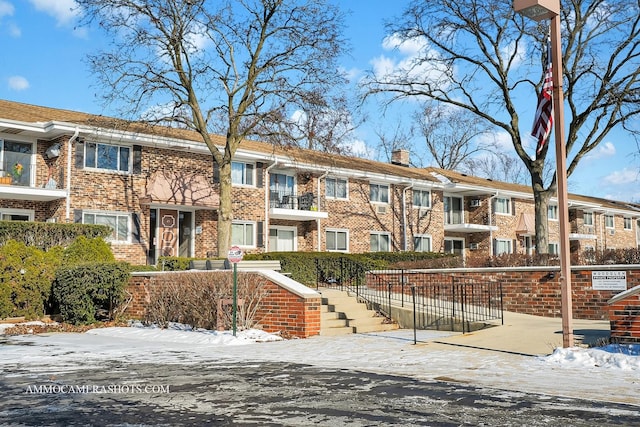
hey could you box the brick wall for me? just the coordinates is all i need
[607,288,640,344]
[124,271,321,338]
[368,266,640,320]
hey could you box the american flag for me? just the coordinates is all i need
[532,43,553,155]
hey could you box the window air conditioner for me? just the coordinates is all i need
[470,199,481,208]
[609,229,615,235]
[469,243,479,250]
[376,205,387,214]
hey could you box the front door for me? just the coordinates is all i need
[159,209,178,258]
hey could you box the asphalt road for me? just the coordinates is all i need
[1,359,639,426]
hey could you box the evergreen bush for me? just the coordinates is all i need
[53,262,131,325]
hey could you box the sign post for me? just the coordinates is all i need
[227,245,244,336]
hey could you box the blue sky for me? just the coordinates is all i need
[0,0,638,202]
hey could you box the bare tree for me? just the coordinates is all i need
[463,152,530,185]
[76,0,346,256]
[417,104,491,170]
[363,0,640,253]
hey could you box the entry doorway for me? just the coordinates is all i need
[148,208,194,265]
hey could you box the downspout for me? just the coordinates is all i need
[317,171,329,252]
[65,128,80,220]
[264,161,278,252]
[488,192,499,256]
[402,183,413,251]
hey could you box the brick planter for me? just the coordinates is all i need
[608,286,640,344]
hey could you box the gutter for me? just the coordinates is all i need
[317,171,329,252]
[402,183,414,251]
[264,161,278,252]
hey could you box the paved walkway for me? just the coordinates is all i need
[429,311,611,356]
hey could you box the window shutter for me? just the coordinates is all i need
[73,209,83,223]
[133,145,142,174]
[213,161,220,184]
[256,162,264,188]
[74,140,84,169]
[511,199,516,216]
[512,239,517,253]
[132,213,142,243]
[257,221,264,247]
[492,238,497,255]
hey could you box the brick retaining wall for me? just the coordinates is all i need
[607,287,640,344]
[124,271,321,338]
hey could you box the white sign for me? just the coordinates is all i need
[592,271,627,291]
[227,245,244,264]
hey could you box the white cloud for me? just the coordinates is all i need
[7,75,29,91]
[585,141,616,161]
[602,168,639,186]
[28,0,80,27]
[0,0,14,17]
[7,22,20,37]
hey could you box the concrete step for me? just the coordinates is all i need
[319,287,398,335]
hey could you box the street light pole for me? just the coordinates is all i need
[514,0,573,347]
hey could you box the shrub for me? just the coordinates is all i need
[145,272,269,330]
[0,241,61,319]
[62,236,115,265]
[156,256,192,271]
[53,262,130,325]
[0,221,111,251]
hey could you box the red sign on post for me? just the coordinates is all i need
[227,245,244,264]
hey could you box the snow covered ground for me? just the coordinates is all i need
[1,321,639,407]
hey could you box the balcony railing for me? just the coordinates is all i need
[269,189,323,211]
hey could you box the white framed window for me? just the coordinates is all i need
[548,205,558,220]
[231,221,255,247]
[548,242,559,255]
[583,211,593,226]
[85,142,130,172]
[624,217,632,230]
[444,238,464,256]
[494,239,512,255]
[269,226,296,251]
[326,177,348,199]
[413,189,431,208]
[413,234,432,252]
[326,229,348,252]
[370,232,390,252]
[231,161,255,186]
[494,197,511,215]
[0,208,33,221]
[444,195,463,225]
[0,139,34,187]
[370,183,389,204]
[605,214,614,228]
[83,211,130,243]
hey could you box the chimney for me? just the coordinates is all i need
[391,149,410,167]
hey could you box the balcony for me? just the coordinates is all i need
[444,211,498,233]
[269,190,328,221]
[0,170,66,202]
[569,224,597,240]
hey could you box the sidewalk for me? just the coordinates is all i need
[427,311,611,356]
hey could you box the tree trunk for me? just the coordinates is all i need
[531,166,552,255]
[216,160,233,258]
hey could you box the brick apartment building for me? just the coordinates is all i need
[1,99,639,266]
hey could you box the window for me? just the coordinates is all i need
[494,197,511,215]
[231,161,254,186]
[624,217,632,230]
[548,205,558,220]
[494,239,512,255]
[269,226,295,251]
[413,235,432,252]
[583,212,593,226]
[231,221,255,247]
[0,208,33,221]
[0,139,33,186]
[413,189,431,208]
[326,177,348,199]
[548,242,559,255]
[605,214,614,228]
[83,212,130,242]
[444,196,463,225]
[85,142,130,172]
[370,232,390,252]
[444,239,464,255]
[326,229,348,252]
[370,183,389,203]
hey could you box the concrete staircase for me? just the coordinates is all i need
[319,287,398,336]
